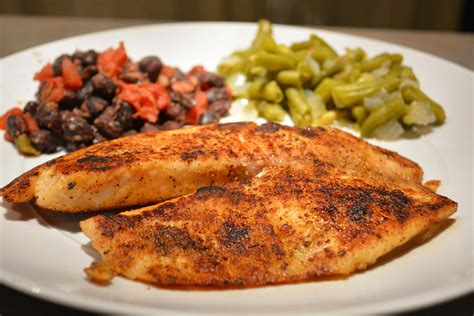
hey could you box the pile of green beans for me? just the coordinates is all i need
[219,19,446,140]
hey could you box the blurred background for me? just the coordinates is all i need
[1,0,472,32]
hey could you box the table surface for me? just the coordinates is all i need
[0,14,472,315]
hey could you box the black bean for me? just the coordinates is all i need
[165,102,186,121]
[65,141,87,152]
[24,101,39,116]
[72,50,98,67]
[120,62,144,83]
[123,129,138,136]
[171,69,187,83]
[93,106,122,138]
[52,54,69,77]
[116,101,135,130]
[138,56,162,82]
[85,96,108,117]
[90,125,107,144]
[29,130,63,153]
[62,114,94,143]
[206,87,230,103]
[170,91,193,108]
[91,74,116,100]
[208,99,231,116]
[36,102,62,133]
[196,71,224,89]
[59,89,81,109]
[140,122,161,133]
[77,81,94,101]
[198,111,219,125]
[6,115,27,138]
[161,120,181,130]
[81,64,98,82]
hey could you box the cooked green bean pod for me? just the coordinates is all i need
[218,19,446,140]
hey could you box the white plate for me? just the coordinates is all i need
[0,22,472,314]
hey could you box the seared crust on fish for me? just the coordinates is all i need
[80,163,456,286]
[1,123,423,212]
[1,122,457,286]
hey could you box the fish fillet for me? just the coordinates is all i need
[1,123,423,212]
[1,122,457,286]
[80,164,455,286]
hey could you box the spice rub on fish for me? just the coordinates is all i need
[1,122,457,286]
[1,122,424,212]
[80,163,456,286]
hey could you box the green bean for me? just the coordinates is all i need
[345,48,366,63]
[317,110,337,126]
[248,66,268,78]
[257,101,286,122]
[251,51,295,72]
[217,19,446,140]
[248,19,273,54]
[218,55,245,76]
[400,66,418,81]
[297,60,313,81]
[352,105,367,123]
[248,80,266,99]
[314,78,345,103]
[311,60,346,87]
[360,99,407,137]
[286,88,309,116]
[306,93,326,123]
[262,80,284,103]
[310,34,337,57]
[310,46,337,64]
[331,78,401,108]
[402,86,445,123]
[276,70,301,87]
[361,53,402,72]
[14,134,40,156]
[291,40,313,51]
[334,64,362,82]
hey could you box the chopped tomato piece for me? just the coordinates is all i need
[117,82,170,123]
[61,58,83,90]
[33,63,54,81]
[0,107,23,130]
[188,65,206,75]
[161,65,176,78]
[40,77,65,103]
[98,42,128,78]
[186,90,208,124]
[24,113,39,133]
[4,131,13,142]
[224,86,233,99]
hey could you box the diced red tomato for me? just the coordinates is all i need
[186,90,208,124]
[33,63,54,81]
[117,81,170,123]
[161,65,176,78]
[98,42,128,78]
[61,58,83,90]
[224,86,233,99]
[24,113,39,133]
[188,65,206,75]
[40,77,65,103]
[4,131,13,142]
[0,107,23,130]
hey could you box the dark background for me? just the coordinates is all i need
[1,0,473,32]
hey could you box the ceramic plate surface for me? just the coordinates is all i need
[0,22,472,314]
